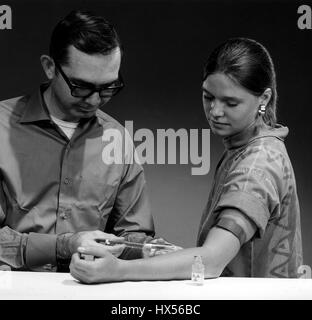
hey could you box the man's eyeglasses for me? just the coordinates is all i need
[55,62,124,99]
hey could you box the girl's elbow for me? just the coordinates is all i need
[204,264,224,279]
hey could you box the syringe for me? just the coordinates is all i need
[96,238,177,250]
[79,239,178,260]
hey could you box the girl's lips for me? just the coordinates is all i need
[210,120,230,126]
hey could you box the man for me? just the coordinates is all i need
[0,10,155,272]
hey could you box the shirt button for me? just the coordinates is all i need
[64,178,72,185]
[43,264,53,270]
[60,212,67,220]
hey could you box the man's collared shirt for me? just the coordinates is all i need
[0,84,154,271]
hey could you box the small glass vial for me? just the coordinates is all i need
[191,255,205,285]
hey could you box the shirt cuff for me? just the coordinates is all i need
[25,233,57,267]
[215,217,247,246]
[215,190,270,238]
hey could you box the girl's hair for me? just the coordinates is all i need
[203,38,277,127]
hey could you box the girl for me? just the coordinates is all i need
[69,38,303,282]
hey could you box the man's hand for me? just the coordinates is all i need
[68,230,125,257]
[70,246,122,284]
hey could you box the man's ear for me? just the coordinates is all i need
[40,55,56,80]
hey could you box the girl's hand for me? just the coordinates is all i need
[69,246,123,284]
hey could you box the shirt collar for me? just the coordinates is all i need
[223,118,265,150]
[19,83,51,124]
[223,118,289,150]
[19,83,98,126]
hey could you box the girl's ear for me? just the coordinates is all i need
[259,88,272,107]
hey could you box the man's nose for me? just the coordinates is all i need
[210,100,224,117]
[84,91,102,106]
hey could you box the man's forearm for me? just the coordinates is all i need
[118,232,154,259]
[0,226,74,270]
[55,233,74,271]
[56,233,74,260]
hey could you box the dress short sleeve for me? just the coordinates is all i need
[214,144,284,238]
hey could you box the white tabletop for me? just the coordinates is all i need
[0,271,311,300]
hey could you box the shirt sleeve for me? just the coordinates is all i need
[104,129,155,259]
[0,183,57,268]
[214,145,282,238]
[0,226,27,269]
[0,226,57,269]
[214,209,258,245]
[25,232,57,267]
[0,181,26,269]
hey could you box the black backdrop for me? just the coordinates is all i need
[1,0,312,268]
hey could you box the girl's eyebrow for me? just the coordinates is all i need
[202,87,242,101]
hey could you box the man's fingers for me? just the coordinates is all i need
[106,244,125,257]
[92,231,125,242]
[148,238,184,251]
[78,245,107,257]
[78,243,125,258]
[149,237,171,245]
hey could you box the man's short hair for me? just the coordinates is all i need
[49,9,121,66]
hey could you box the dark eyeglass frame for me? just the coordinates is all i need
[54,62,124,98]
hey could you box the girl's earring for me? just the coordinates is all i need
[258,104,266,116]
